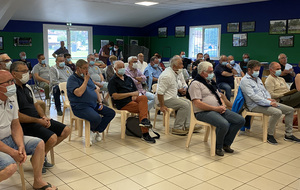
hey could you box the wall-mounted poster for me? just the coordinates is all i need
[0,37,3,50]
[175,26,185,37]
[242,21,255,32]
[130,39,138,45]
[233,33,247,47]
[279,35,294,47]
[116,39,124,46]
[269,20,287,34]
[227,22,239,33]
[13,37,32,46]
[158,27,167,38]
[288,19,300,34]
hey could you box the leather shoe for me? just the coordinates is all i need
[223,145,234,153]
[215,149,224,156]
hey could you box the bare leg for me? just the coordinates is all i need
[44,134,57,155]
[32,141,56,190]
[55,126,71,146]
[0,163,17,182]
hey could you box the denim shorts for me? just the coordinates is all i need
[0,135,41,170]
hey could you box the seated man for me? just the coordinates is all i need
[64,53,76,72]
[110,44,123,61]
[67,59,115,145]
[265,62,300,108]
[0,70,57,190]
[50,54,73,116]
[179,51,192,70]
[33,54,51,100]
[87,54,108,91]
[177,72,188,97]
[228,55,244,77]
[144,56,162,91]
[125,56,155,111]
[106,55,117,82]
[239,53,250,74]
[156,55,191,136]
[137,53,148,73]
[214,55,234,101]
[10,61,71,173]
[278,53,295,83]
[18,51,32,72]
[108,61,155,143]
[0,53,13,71]
[188,61,245,156]
[154,53,165,71]
[240,60,300,144]
[204,53,216,68]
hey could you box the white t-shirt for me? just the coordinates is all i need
[0,95,19,140]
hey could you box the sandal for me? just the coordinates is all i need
[34,182,58,190]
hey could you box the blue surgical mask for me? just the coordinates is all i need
[222,62,227,66]
[252,71,259,78]
[118,68,126,75]
[158,59,161,62]
[67,58,71,62]
[59,62,65,67]
[182,55,186,58]
[1,84,16,97]
[230,60,235,65]
[89,61,95,65]
[275,69,282,77]
[112,61,116,65]
[244,58,249,62]
[206,73,215,81]
[21,56,26,60]
[80,73,84,77]
[153,64,158,68]
[41,60,46,65]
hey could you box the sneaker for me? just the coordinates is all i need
[43,157,53,168]
[57,110,63,116]
[184,125,202,133]
[42,167,47,174]
[95,132,102,142]
[267,135,278,145]
[139,118,152,128]
[223,145,234,153]
[216,149,224,156]
[284,135,300,143]
[90,131,97,145]
[141,133,156,144]
[171,128,188,136]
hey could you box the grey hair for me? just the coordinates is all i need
[10,61,26,73]
[198,61,213,74]
[128,56,137,63]
[278,53,286,60]
[169,55,182,67]
[87,54,94,60]
[247,60,261,70]
[219,55,226,61]
[0,53,8,61]
[56,54,64,61]
[114,60,124,69]
[19,51,25,57]
[269,62,279,70]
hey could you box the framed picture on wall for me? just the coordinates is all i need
[175,26,185,38]
[13,37,32,46]
[269,20,287,34]
[158,27,167,38]
[279,35,294,47]
[227,22,239,33]
[130,39,138,45]
[0,36,3,50]
[233,33,247,47]
[242,21,255,32]
[288,19,300,34]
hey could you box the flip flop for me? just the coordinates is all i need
[33,182,58,190]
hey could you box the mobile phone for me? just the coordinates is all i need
[98,104,103,110]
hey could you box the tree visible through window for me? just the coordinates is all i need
[189,25,221,60]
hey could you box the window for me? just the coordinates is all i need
[189,25,221,60]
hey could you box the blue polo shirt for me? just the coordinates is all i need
[214,64,234,86]
[67,73,97,110]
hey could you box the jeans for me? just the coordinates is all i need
[218,82,233,101]
[195,110,245,149]
[145,92,155,111]
[73,104,116,132]
[53,85,61,112]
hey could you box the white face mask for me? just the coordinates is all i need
[20,72,30,84]
[6,61,12,70]
[177,69,183,75]
[0,84,16,97]
[132,63,138,69]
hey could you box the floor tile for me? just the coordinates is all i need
[207,175,243,190]
[263,170,298,185]
[93,170,126,185]
[167,173,202,189]
[131,171,164,187]
[68,177,103,190]
[150,165,183,179]
[187,166,220,181]
[55,168,89,183]
[224,168,258,183]
[248,177,285,190]
[147,181,184,190]
[239,162,272,175]
[107,178,143,190]
[189,182,222,190]
[114,164,146,177]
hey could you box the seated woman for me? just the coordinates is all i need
[67,59,116,145]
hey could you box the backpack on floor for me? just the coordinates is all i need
[126,117,160,139]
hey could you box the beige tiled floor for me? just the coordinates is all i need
[1,104,300,190]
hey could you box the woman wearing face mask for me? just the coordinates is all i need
[110,44,123,61]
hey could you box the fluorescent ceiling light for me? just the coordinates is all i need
[135,1,158,6]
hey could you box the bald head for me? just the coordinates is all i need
[0,70,13,83]
[278,53,287,65]
[114,60,124,69]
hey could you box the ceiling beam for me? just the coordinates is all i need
[0,0,22,30]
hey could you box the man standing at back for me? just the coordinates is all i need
[99,41,114,65]
[52,41,69,58]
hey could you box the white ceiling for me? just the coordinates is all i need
[1,0,268,29]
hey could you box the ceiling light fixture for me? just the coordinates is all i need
[135,1,158,6]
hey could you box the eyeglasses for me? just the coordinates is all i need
[15,70,29,74]
[0,79,14,85]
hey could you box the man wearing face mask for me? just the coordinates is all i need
[228,55,244,77]
[144,56,162,91]
[50,54,72,116]
[187,61,245,156]
[204,53,216,68]
[33,54,51,100]
[125,56,155,111]
[0,53,13,71]
[179,51,192,70]
[154,53,165,71]
[10,61,71,174]
[67,59,115,145]
[0,70,58,190]
[87,54,107,91]
[240,60,300,144]
[137,53,148,73]
[18,51,32,72]
[156,55,191,136]
[239,53,250,74]
[106,55,117,82]
[64,53,75,72]
[108,61,155,143]
[214,55,234,101]
[110,44,123,61]
[265,62,300,108]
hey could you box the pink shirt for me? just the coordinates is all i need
[125,67,147,95]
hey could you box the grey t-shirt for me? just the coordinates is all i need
[88,65,102,83]
[50,65,72,88]
[188,80,221,113]
[32,63,50,81]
